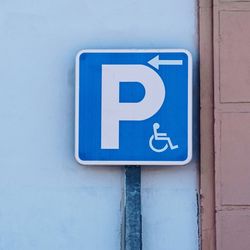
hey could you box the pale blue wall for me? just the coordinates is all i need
[0,1,198,249]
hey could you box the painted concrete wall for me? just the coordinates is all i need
[0,1,198,250]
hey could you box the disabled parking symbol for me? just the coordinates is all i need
[149,123,179,153]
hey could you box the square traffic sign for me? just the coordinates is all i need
[75,49,192,165]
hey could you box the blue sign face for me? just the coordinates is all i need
[75,49,192,165]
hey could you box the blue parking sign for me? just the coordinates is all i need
[75,49,192,165]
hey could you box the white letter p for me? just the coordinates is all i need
[101,65,165,149]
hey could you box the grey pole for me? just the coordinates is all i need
[122,166,142,250]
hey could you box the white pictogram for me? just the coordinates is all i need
[149,123,179,153]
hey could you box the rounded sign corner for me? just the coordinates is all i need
[182,151,193,166]
[74,152,85,165]
[75,49,90,62]
[181,49,192,58]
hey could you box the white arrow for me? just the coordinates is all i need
[148,55,183,70]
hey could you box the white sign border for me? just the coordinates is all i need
[75,49,192,166]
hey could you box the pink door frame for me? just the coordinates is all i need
[199,1,216,250]
[200,1,250,249]
[214,1,250,250]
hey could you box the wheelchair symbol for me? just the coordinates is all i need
[149,123,179,153]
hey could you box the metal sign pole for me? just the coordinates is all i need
[122,166,142,250]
